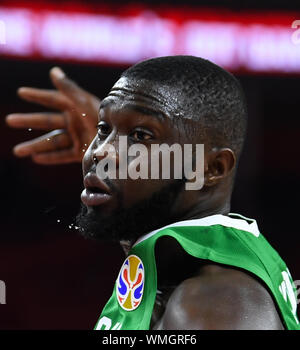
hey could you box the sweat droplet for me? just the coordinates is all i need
[82,113,86,117]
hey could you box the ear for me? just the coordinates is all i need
[204,148,236,187]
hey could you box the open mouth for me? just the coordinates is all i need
[86,186,108,194]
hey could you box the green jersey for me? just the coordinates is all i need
[95,213,300,330]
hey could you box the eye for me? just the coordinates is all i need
[96,121,111,138]
[130,129,153,142]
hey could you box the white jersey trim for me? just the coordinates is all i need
[132,212,260,248]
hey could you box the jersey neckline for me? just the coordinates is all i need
[132,212,260,248]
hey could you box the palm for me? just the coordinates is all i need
[5,67,100,164]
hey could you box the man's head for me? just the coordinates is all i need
[76,55,248,243]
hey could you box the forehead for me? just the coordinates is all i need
[99,97,167,124]
[103,76,183,118]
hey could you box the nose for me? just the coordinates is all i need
[92,140,119,168]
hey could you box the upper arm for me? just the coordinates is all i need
[154,266,284,330]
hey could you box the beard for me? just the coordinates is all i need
[75,179,186,244]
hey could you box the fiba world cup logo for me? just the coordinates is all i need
[116,255,144,311]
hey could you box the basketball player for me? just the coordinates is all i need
[6,56,300,330]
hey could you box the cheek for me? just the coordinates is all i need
[122,147,180,207]
[120,178,169,208]
[127,146,182,180]
[122,151,157,207]
[122,147,177,207]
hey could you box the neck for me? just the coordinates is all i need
[120,198,231,255]
[177,200,231,221]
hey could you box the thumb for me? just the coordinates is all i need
[50,66,86,103]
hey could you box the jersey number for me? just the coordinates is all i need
[95,316,122,330]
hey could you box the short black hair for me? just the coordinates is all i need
[121,55,248,160]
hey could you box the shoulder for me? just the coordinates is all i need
[154,264,284,330]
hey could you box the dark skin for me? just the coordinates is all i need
[151,237,284,330]
[6,68,284,330]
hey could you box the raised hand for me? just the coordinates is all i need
[5,67,100,164]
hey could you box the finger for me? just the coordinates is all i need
[50,67,87,104]
[31,149,80,165]
[17,87,71,110]
[13,130,72,157]
[6,113,67,130]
